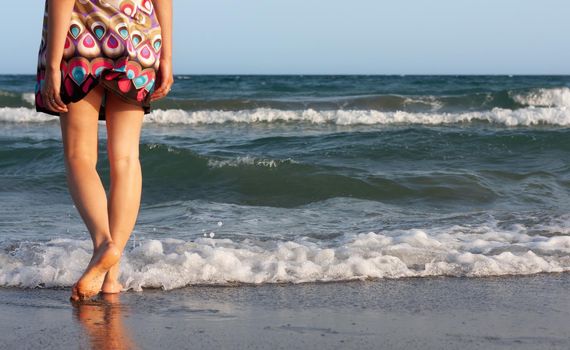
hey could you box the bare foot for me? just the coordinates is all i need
[101,279,124,294]
[70,241,121,302]
[70,282,80,301]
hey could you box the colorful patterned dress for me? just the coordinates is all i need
[35,0,163,120]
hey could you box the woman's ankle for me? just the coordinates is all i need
[104,260,121,280]
[93,237,115,252]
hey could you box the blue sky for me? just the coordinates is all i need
[3,0,570,74]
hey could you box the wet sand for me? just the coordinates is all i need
[1,274,569,349]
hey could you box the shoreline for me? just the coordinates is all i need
[1,273,569,349]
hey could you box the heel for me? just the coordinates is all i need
[99,241,122,270]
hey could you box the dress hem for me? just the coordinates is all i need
[35,75,153,122]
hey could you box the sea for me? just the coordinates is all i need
[0,75,569,291]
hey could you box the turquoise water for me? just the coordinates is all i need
[0,75,569,290]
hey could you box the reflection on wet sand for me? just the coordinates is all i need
[72,293,139,350]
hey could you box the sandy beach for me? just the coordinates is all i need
[1,273,569,349]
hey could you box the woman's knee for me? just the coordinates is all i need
[64,152,98,170]
[108,153,140,170]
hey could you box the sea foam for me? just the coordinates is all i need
[1,227,569,291]
[1,106,570,126]
[512,87,570,107]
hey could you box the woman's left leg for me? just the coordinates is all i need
[101,91,145,293]
[61,84,121,301]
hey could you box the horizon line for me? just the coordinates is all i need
[2,72,570,76]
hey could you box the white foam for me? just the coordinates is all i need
[21,93,36,106]
[1,226,569,291]
[2,105,570,126]
[511,87,570,107]
[143,106,570,126]
[0,90,16,97]
[0,107,58,122]
[207,155,297,168]
[402,96,444,111]
[145,145,297,168]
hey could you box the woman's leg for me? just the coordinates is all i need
[60,84,121,301]
[101,91,145,293]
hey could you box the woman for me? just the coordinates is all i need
[35,0,173,301]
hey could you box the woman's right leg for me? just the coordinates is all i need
[101,90,145,294]
[60,84,121,301]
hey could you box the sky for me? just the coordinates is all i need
[2,0,570,75]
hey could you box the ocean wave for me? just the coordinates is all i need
[206,155,299,168]
[21,93,35,106]
[511,87,570,107]
[2,106,569,126]
[0,107,57,122]
[5,86,570,112]
[0,90,16,97]
[1,225,569,291]
[146,106,570,126]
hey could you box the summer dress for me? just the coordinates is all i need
[35,0,162,120]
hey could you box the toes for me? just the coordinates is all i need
[70,283,79,301]
[71,282,102,301]
[78,291,93,301]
